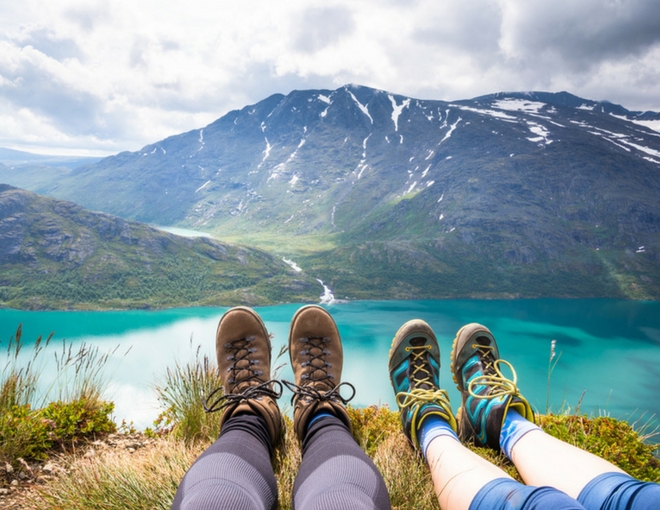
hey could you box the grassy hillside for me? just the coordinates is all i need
[0,185,318,309]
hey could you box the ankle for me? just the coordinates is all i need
[419,414,459,459]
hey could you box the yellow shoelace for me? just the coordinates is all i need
[396,387,452,410]
[467,345,521,400]
[395,344,451,409]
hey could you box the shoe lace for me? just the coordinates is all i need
[204,379,283,413]
[282,379,356,406]
[203,334,283,414]
[222,335,265,385]
[283,335,356,405]
[295,336,334,383]
[395,387,452,412]
[395,344,451,411]
[467,344,521,400]
[406,344,434,387]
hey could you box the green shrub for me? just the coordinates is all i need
[1,325,118,463]
[0,398,116,462]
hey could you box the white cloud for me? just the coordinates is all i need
[1,0,659,155]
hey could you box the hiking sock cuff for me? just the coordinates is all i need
[499,409,541,459]
[307,411,335,431]
[419,414,459,460]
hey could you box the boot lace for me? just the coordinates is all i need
[203,334,283,413]
[283,335,356,405]
[395,344,450,410]
[204,379,283,413]
[467,344,521,401]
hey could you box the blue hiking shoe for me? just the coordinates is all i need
[450,323,535,450]
[388,319,457,451]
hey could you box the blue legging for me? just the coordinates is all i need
[469,473,660,510]
[171,413,391,510]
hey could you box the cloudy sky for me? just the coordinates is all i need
[2,0,660,156]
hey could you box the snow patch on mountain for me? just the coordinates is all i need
[190,129,205,157]
[258,138,272,169]
[355,135,371,179]
[347,90,373,124]
[492,99,546,114]
[526,122,552,144]
[195,180,211,193]
[389,95,411,131]
[624,141,660,159]
[629,119,660,133]
[454,105,517,122]
[439,118,462,144]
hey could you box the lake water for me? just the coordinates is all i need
[1,299,659,432]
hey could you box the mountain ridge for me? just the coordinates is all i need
[2,85,660,303]
[0,184,318,309]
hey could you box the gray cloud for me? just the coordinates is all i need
[294,7,355,54]
[502,1,660,69]
[413,2,502,57]
[21,28,84,62]
[64,3,111,33]
[0,56,102,135]
[130,37,149,68]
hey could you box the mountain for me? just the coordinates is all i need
[0,184,318,309]
[0,147,103,168]
[7,85,660,301]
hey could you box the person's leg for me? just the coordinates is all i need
[451,322,660,510]
[509,427,625,498]
[390,320,583,510]
[285,305,391,510]
[172,414,278,510]
[293,414,391,510]
[172,307,284,510]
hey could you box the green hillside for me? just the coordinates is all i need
[0,185,318,309]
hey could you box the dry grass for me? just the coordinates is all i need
[28,406,659,510]
[32,438,204,510]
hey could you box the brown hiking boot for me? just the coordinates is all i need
[204,306,283,448]
[284,305,355,441]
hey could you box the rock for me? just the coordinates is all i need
[4,463,13,474]
[0,487,8,495]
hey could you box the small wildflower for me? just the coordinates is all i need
[550,339,556,361]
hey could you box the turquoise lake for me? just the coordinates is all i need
[1,299,659,431]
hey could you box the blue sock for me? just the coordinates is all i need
[419,414,459,460]
[307,411,335,430]
[499,409,541,459]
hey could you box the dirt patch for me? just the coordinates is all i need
[1,432,158,509]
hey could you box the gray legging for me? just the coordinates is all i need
[171,413,391,510]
